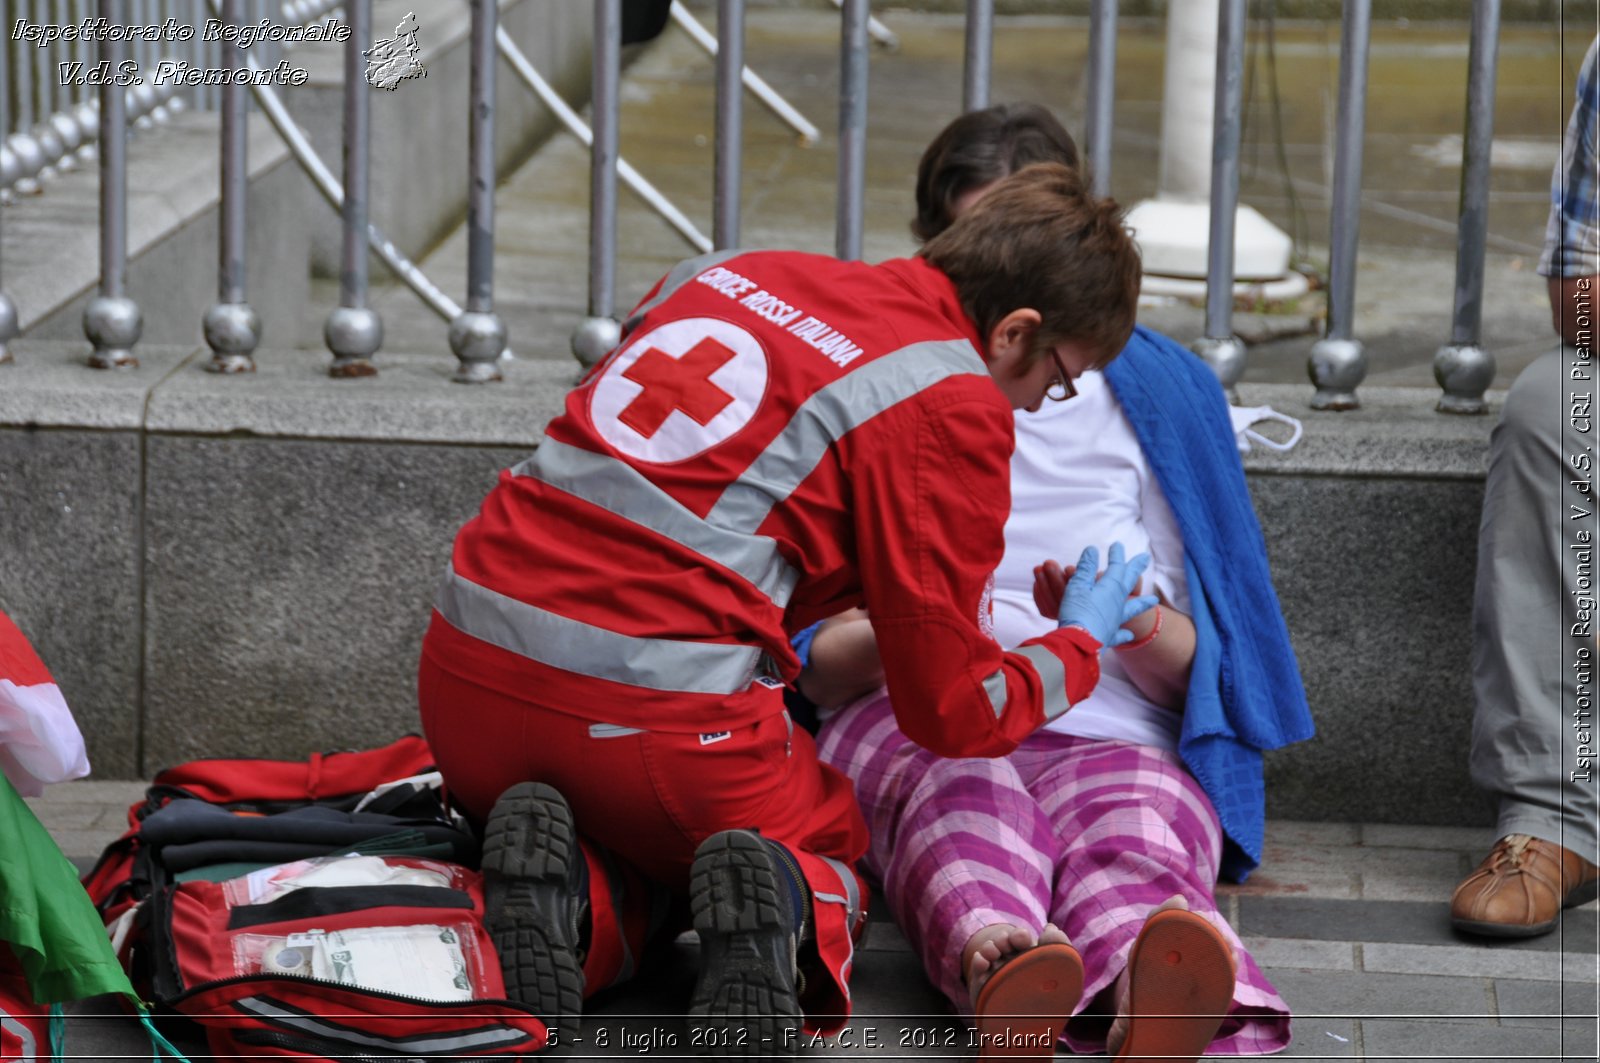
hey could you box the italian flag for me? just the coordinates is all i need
[0,610,89,797]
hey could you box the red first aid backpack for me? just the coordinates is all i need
[83,737,550,1060]
[0,964,51,1063]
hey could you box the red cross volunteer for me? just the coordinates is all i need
[417,163,1144,1053]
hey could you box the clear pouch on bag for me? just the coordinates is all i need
[230,923,482,1002]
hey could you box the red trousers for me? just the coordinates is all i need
[418,650,870,1028]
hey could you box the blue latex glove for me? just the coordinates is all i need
[1057,542,1161,649]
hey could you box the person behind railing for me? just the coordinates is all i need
[1449,35,1600,938]
[803,103,1311,1060]
[416,161,1148,1054]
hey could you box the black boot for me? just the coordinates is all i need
[687,830,803,1057]
[481,782,586,1045]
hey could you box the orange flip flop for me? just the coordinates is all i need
[1113,908,1235,1062]
[972,942,1084,1060]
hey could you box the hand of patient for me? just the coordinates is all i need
[1055,543,1160,649]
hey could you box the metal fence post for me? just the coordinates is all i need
[325,0,382,377]
[963,0,992,113]
[74,0,100,165]
[450,0,507,381]
[42,0,82,173]
[573,0,622,369]
[84,0,142,369]
[713,0,744,250]
[836,0,868,260]
[31,0,67,177]
[1433,0,1502,414]
[203,0,261,373]
[1085,0,1117,197]
[1308,0,1372,410]
[1189,0,1247,401]
[10,18,45,195]
[0,36,15,362]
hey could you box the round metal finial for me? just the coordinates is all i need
[204,302,262,373]
[449,311,507,383]
[1190,335,1248,404]
[0,144,19,191]
[47,113,83,173]
[325,306,384,377]
[84,295,143,368]
[1433,343,1496,415]
[8,134,47,194]
[76,102,100,143]
[130,83,161,126]
[0,293,19,366]
[571,315,622,369]
[1308,336,1367,411]
[34,123,66,174]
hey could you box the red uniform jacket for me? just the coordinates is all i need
[427,251,1101,758]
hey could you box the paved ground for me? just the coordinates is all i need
[292,7,1584,400]
[25,780,1600,1061]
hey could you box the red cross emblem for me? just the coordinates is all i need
[617,337,738,439]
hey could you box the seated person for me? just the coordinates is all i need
[807,103,1312,1060]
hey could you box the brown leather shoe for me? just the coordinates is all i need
[1450,834,1600,938]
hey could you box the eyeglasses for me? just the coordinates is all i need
[1045,349,1078,403]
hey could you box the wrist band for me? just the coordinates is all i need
[1117,605,1162,652]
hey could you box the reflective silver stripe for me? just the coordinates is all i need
[1,1015,36,1062]
[1015,643,1072,721]
[707,340,988,534]
[814,851,860,1003]
[516,440,800,607]
[816,852,862,927]
[589,723,646,738]
[438,565,763,695]
[981,669,1008,719]
[233,996,529,1053]
[622,249,745,333]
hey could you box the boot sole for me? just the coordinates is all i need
[481,782,585,1043]
[688,830,801,1058]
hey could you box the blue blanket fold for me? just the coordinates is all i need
[1104,326,1315,881]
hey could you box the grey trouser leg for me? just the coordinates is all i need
[1469,345,1600,858]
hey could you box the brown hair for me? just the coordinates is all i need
[913,103,1081,243]
[920,162,1140,367]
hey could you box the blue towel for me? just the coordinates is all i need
[1104,326,1315,881]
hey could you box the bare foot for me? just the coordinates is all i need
[963,924,1036,1005]
[1106,895,1238,1057]
[963,923,1072,1006]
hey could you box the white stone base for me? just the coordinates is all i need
[1125,197,1294,281]
[1138,270,1313,306]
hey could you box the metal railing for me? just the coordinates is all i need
[0,0,339,201]
[0,0,1524,414]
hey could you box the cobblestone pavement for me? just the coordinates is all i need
[25,780,1599,1061]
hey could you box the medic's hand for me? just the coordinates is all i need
[1056,543,1160,649]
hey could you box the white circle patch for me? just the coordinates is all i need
[589,317,769,464]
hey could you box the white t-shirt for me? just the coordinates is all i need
[992,369,1190,750]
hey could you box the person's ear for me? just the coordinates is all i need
[985,308,1042,366]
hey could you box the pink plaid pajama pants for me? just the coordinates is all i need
[815,691,1291,1055]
